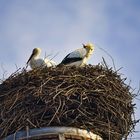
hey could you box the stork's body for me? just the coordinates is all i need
[59,43,94,67]
[27,48,56,69]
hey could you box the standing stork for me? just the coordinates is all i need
[58,43,94,67]
[26,48,56,69]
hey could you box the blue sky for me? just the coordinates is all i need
[0,0,140,138]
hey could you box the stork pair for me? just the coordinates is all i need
[27,43,94,69]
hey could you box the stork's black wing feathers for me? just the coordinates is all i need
[60,53,83,65]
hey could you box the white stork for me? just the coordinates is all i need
[59,43,94,67]
[26,48,56,69]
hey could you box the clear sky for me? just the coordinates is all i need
[0,0,140,138]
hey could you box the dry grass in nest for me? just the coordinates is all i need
[0,63,137,139]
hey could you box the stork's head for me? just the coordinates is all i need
[32,48,41,56]
[83,43,94,53]
[26,48,41,64]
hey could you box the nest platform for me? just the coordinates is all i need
[0,64,137,139]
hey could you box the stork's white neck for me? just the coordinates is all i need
[32,52,40,60]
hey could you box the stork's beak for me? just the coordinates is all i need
[82,44,86,48]
[26,52,34,65]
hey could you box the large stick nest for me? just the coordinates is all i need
[0,64,137,139]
